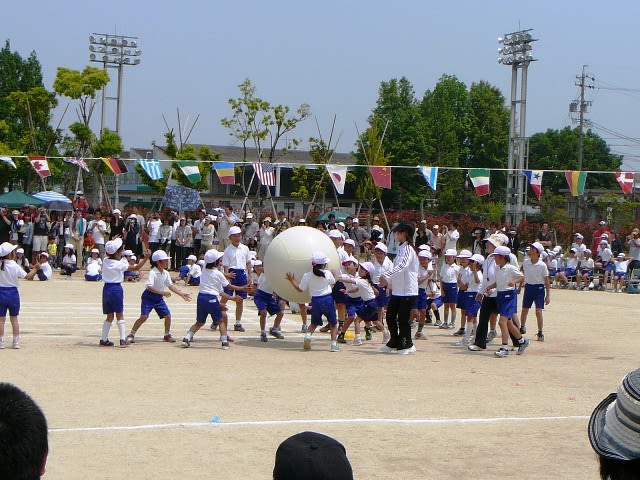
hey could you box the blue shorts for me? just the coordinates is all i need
[465,292,481,317]
[345,296,360,318]
[413,288,428,310]
[442,282,458,304]
[605,263,614,273]
[332,281,348,305]
[102,283,124,314]
[0,287,20,317]
[615,271,626,279]
[456,289,466,309]
[85,274,102,282]
[548,269,557,278]
[522,283,545,309]
[36,269,49,281]
[375,285,389,308]
[310,293,337,326]
[427,296,443,309]
[224,269,248,299]
[497,290,518,319]
[564,268,576,277]
[124,271,137,278]
[580,269,593,278]
[187,276,201,286]
[140,290,170,318]
[196,293,222,324]
[254,289,281,316]
[178,265,190,279]
[357,298,378,322]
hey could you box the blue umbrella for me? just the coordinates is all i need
[162,185,202,212]
[33,191,73,211]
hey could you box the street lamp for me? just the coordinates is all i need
[498,29,537,226]
[89,33,142,208]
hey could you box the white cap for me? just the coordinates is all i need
[246,213,253,219]
[105,238,123,255]
[444,248,458,257]
[599,220,606,225]
[229,226,242,236]
[341,255,357,265]
[420,219,427,224]
[253,260,263,267]
[491,245,512,256]
[76,190,83,195]
[457,249,472,258]
[575,233,584,239]
[122,250,133,256]
[530,242,544,254]
[418,244,431,251]
[359,261,375,275]
[328,230,343,239]
[152,250,170,262]
[16,248,24,254]
[112,209,121,215]
[298,218,306,223]
[418,250,432,260]
[584,249,592,255]
[128,214,137,220]
[600,240,609,245]
[338,222,345,228]
[64,243,74,250]
[352,218,359,223]
[39,252,49,258]
[130,256,137,261]
[600,233,609,239]
[311,251,329,265]
[374,243,388,253]
[344,239,356,247]
[0,242,16,257]
[197,260,205,267]
[91,248,99,254]
[205,249,224,264]
[186,254,197,262]
[618,253,626,258]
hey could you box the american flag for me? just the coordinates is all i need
[253,162,276,186]
[63,157,90,173]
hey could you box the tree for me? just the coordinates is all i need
[354,122,392,217]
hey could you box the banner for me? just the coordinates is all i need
[565,170,587,196]
[176,161,200,184]
[614,172,634,195]
[469,168,490,196]
[522,169,543,200]
[326,164,347,194]
[28,156,51,178]
[369,166,391,189]
[419,166,438,191]
[138,159,163,181]
[253,162,276,186]
[212,161,235,185]
[0,156,17,168]
[102,157,128,175]
[63,157,90,173]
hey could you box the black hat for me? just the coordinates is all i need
[273,431,353,480]
[392,222,414,239]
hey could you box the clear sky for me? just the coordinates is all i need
[5,1,640,169]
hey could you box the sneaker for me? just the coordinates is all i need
[536,332,545,342]
[382,331,391,344]
[516,338,530,355]
[414,331,426,340]
[434,320,442,327]
[99,339,114,347]
[380,345,396,353]
[520,326,527,334]
[163,334,176,343]
[126,334,135,344]
[210,323,218,331]
[330,342,340,352]
[221,341,230,350]
[468,344,486,351]
[337,333,346,344]
[353,336,363,346]
[182,337,191,348]
[303,335,311,351]
[365,327,372,341]
[455,338,471,346]
[300,324,308,333]
[398,345,417,355]
[494,347,509,358]
[487,330,497,343]
[119,339,130,347]
[439,322,449,329]
[260,332,268,342]
[269,327,284,339]
[453,328,465,336]
[11,339,20,350]
[233,324,246,332]
[447,323,455,330]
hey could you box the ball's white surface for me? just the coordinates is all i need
[263,226,339,304]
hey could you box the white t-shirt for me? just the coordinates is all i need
[353,277,376,301]
[467,269,483,293]
[440,263,460,284]
[418,265,430,288]
[444,229,460,251]
[298,270,336,297]
[88,219,107,245]
[523,257,549,285]
[0,259,27,287]
[62,254,76,266]
[146,268,172,292]
[223,243,251,271]
[86,263,101,276]
[372,256,393,284]
[102,258,129,283]
[256,272,274,295]
[199,267,229,296]
[494,263,524,292]
[615,260,628,274]
[147,219,162,243]
[188,264,202,279]
[86,257,102,267]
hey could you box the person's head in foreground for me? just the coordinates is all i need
[589,368,640,479]
[273,431,353,480]
[0,383,48,479]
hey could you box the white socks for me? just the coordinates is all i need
[117,320,126,340]
[101,321,112,341]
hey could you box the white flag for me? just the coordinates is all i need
[326,164,347,194]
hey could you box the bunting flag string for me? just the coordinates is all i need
[565,170,587,197]
[176,160,200,184]
[28,156,51,178]
[469,168,490,196]
[419,166,438,191]
[369,166,391,189]
[102,157,128,175]
[522,169,543,200]
[614,171,634,195]
[212,161,235,185]
[63,156,90,173]
[0,155,17,168]
[326,164,347,194]
[138,158,163,180]
[253,162,276,186]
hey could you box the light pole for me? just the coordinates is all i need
[498,29,537,226]
[89,33,142,208]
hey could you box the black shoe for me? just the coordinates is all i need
[337,333,346,344]
[520,326,527,334]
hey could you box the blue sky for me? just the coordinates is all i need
[5,1,640,168]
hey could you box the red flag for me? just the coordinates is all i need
[102,157,128,175]
[369,166,391,189]
[614,172,634,195]
[28,156,51,178]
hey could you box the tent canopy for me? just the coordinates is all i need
[0,190,46,208]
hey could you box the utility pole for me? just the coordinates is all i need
[569,65,594,221]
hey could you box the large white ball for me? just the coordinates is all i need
[264,226,339,304]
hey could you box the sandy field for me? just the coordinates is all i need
[1,274,638,479]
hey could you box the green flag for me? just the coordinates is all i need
[176,161,201,184]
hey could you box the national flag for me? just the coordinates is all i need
[28,156,51,178]
[102,157,128,175]
[419,166,438,191]
[614,172,634,195]
[468,168,490,196]
[0,156,16,168]
[63,156,90,173]
[522,169,543,200]
[369,166,391,189]
[253,162,276,187]
[565,170,587,196]
[176,161,201,184]
[326,164,347,194]
[138,159,163,181]
[212,161,235,185]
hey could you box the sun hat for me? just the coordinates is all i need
[64,243,74,251]
[273,431,353,480]
[470,253,485,266]
[588,368,640,461]
[359,262,375,275]
[444,248,458,257]
[484,233,505,248]
[0,242,16,257]
[456,249,472,259]
[105,238,123,255]
[337,222,345,228]
[344,239,356,247]
[229,226,242,236]
[601,233,609,239]
[204,250,224,264]
[374,243,388,253]
[311,251,329,265]
[151,250,170,262]
[530,242,544,254]
[197,260,205,267]
[584,249,592,255]
[186,254,197,262]
[39,252,49,258]
[328,230,343,239]
[491,245,512,256]
[418,250,432,259]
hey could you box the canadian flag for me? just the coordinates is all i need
[28,156,51,178]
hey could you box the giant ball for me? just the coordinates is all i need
[263,226,339,304]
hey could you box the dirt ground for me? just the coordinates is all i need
[2,275,638,479]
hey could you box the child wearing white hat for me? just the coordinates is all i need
[24,253,52,281]
[0,242,27,349]
[60,244,77,277]
[440,248,460,329]
[221,226,252,332]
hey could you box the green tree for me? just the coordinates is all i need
[354,122,392,215]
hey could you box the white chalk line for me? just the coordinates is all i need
[50,415,589,433]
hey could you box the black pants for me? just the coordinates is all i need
[473,296,497,349]
[386,295,417,350]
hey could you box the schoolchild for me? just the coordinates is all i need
[24,252,52,281]
[413,250,433,340]
[84,249,102,281]
[184,255,202,286]
[221,226,252,332]
[338,262,383,345]
[14,248,30,273]
[577,248,595,290]
[326,229,349,334]
[286,251,339,352]
[613,253,629,293]
[337,256,363,344]
[439,248,460,330]
[453,249,472,336]
[520,242,550,342]
[595,240,613,290]
[126,249,191,344]
[0,242,27,349]
[371,243,392,340]
[60,244,77,277]
[458,253,483,346]
[252,260,285,342]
